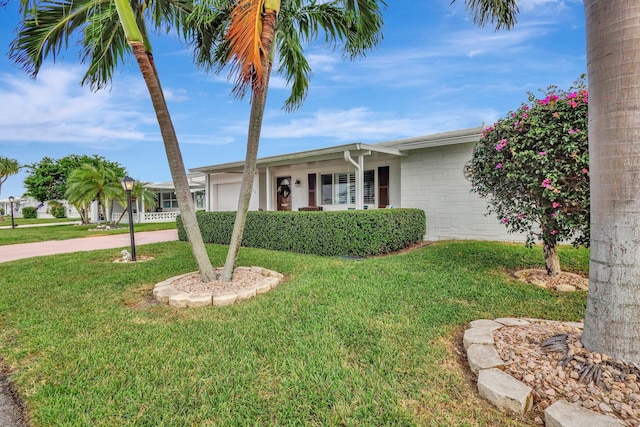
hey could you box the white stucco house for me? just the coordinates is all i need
[190,126,525,242]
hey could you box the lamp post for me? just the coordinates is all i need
[8,196,15,229]
[120,176,137,261]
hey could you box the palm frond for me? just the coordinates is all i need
[458,0,519,30]
[341,0,386,58]
[11,0,107,78]
[275,24,310,111]
[226,0,266,98]
[186,0,234,71]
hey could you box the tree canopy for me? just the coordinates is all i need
[469,77,589,275]
[24,155,126,202]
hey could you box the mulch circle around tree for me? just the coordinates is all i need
[512,269,588,292]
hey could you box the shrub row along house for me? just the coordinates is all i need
[189,126,521,242]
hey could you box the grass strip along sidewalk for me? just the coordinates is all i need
[0,241,587,426]
[0,221,176,246]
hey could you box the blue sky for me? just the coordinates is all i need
[0,0,586,198]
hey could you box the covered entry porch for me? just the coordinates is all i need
[190,143,404,213]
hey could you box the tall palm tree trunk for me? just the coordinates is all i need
[220,9,277,282]
[582,0,640,363]
[130,42,217,281]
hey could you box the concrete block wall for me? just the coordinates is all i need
[400,142,528,242]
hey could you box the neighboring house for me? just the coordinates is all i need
[108,174,207,223]
[190,126,525,242]
[0,196,82,220]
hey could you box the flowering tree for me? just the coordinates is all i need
[469,77,589,276]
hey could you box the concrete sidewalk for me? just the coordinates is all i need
[0,229,179,263]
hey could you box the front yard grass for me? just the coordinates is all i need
[0,221,176,246]
[0,241,588,426]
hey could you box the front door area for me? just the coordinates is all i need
[276,177,292,211]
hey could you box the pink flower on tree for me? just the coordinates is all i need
[518,213,525,219]
[553,112,560,118]
[496,139,508,151]
[582,168,589,174]
[542,178,552,188]
[496,163,503,169]
[552,202,560,208]
[550,230,558,235]
[502,218,509,223]
[539,151,547,156]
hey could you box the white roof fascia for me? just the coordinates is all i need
[376,126,483,151]
[189,143,403,174]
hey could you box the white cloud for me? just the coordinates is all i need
[221,107,496,144]
[0,66,162,146]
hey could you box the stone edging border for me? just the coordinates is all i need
[464,318,624,427]
[153,266,284,308]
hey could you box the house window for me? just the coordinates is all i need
[364,170,375,205]
[321,174,333,204]
[194,191,205,209]
[161,192,178,209]
[321,172,356,205]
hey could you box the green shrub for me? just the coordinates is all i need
[0,208,4,216]
[177,209,426,257]
[22,207,38,219]
[48,201,67,218]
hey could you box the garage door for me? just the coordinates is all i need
[217,183,241,211]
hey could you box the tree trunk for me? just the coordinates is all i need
[543,240,561,276]
[220,10,277,282]
[130,43,217,281]
[582,0,640,364]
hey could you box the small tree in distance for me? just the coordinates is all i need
[469,76,589,276]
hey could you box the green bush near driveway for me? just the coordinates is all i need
[48,201,67,218]
[21,206,38,218]
[177,208,426,256]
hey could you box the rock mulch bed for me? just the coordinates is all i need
[465,318,640,426]
[153,266,284,308]
[513,269,589,292]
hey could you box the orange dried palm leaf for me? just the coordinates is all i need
[226,0,266,98]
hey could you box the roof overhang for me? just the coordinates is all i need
[376,126,483,151]
[190,143,404,174]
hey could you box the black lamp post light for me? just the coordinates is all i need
[120,176,137,261]
[8,196,15,229]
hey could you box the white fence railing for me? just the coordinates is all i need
[140,210,180,223]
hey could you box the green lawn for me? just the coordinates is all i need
[0,216,75,226]
[0,241,588,426]
[0,221,176,245]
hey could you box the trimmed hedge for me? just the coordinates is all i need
[49,201,67,218]
[22,207,38,219]
[177,209,426,257]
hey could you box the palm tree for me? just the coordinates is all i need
[0,156,20,197]
[190,0,386,281]
[460,0,640,363]
[579,1,640,364]
[65,163,122,222]
[12,0,217,280]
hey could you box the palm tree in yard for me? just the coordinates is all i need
[0,156,20,197]
[460,0,640,363]
[11,0,217,280]
[189,0,386,281]
[65,163,121,222]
